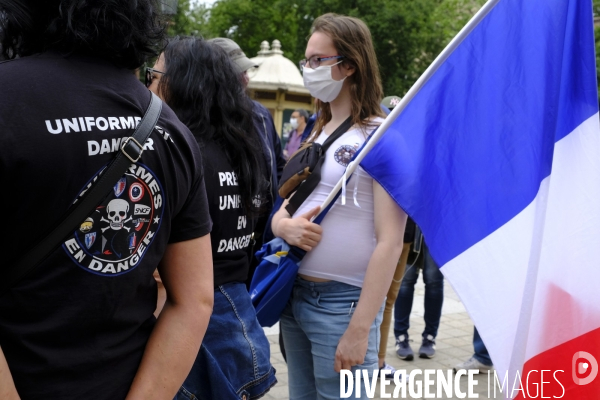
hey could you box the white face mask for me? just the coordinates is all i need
[290,118,299,129]
[302,61,346,103]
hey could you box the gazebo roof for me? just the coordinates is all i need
[248,40,309,94]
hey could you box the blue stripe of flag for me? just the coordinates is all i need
[361,0,598,266]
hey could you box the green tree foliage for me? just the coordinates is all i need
[205,0,447,96]
[169,0,600,102]
[431,0,486,43]
[287,0,445,97]
[208,0,300,63]
[166,0,210,37]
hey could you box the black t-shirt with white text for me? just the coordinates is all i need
[199,140,254,287]
[0,52,212,399]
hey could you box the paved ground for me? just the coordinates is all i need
[261,278,504,399]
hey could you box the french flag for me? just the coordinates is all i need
[361,0,600,397]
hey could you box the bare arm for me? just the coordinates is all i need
[126,234,214,399]
[0,347,20,400]
[271,198,322,251]
[152,268,167,318]
[334,181,407,372]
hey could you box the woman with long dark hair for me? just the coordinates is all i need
[148,37,276,399]
[271,14,408,399]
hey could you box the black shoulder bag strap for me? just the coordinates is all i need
[1,92,162,296]
[285,116,353,216]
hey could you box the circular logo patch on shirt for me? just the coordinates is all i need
[62,163,164,276]
[334,144,359,167]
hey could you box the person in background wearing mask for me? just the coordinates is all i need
[284,109,309,159]
[271,13,407,400]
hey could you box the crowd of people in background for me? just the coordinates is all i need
[0,1,492,400]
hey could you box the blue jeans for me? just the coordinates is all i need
[393,245,444,339]
[176,282,277,400]
[473,327,493,366]
[280,278,383,400]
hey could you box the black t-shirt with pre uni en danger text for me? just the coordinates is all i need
[0,52,212,399]
[199,140,255,287]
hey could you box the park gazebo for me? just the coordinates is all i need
[248,40,313,136]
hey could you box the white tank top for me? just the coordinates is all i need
[296,118,383,288]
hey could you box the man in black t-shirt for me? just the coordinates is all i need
[0,2,213,399]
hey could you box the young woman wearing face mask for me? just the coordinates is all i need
[284,109,309,159]
[149,37,277,400]
[271,13,408,400]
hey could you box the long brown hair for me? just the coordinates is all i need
[309,13,384,139]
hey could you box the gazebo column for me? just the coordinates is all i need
[274,89,285,138]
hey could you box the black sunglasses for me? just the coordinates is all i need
[145,67,165,88]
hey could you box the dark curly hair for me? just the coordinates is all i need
[158,36,266,214]
[0,0,165,68]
